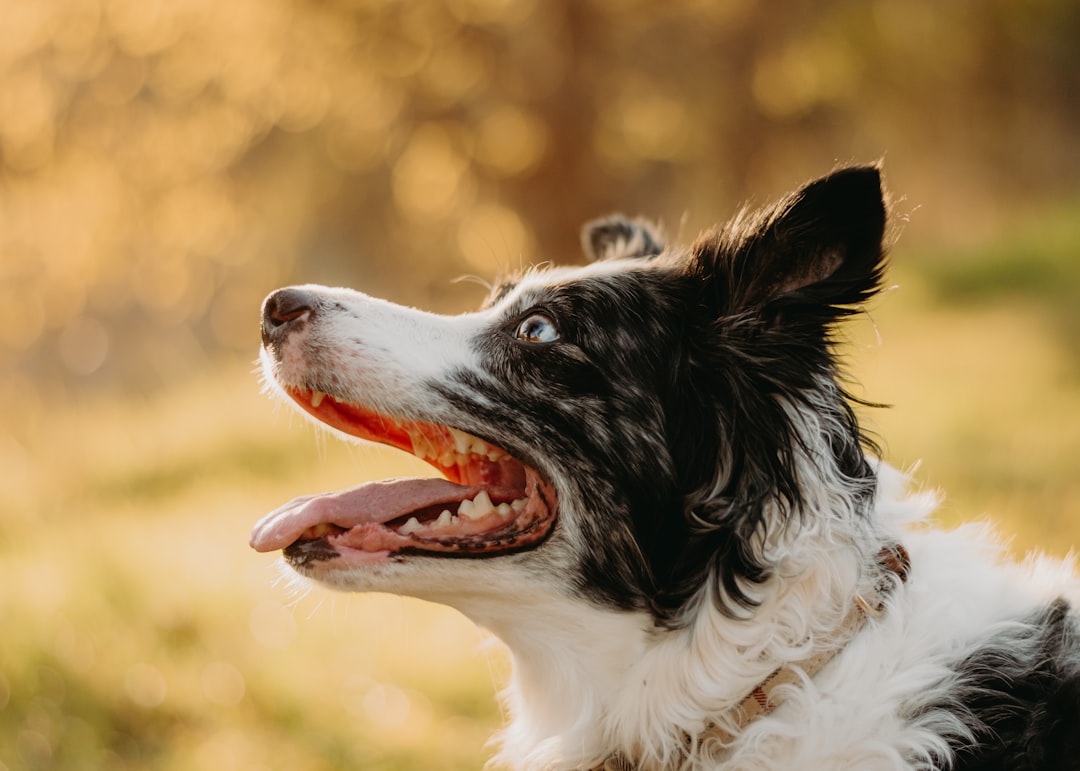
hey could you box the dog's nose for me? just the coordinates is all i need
[261,287,317,344]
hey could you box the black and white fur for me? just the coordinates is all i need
[255,167,1080,770]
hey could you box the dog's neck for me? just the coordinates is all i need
[473,595,655,769]
[461,526,871,771]
[461,424,883,769]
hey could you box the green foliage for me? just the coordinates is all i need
[917,199,1080,360]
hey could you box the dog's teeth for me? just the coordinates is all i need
[399,516,422,535]
[471,490,495,516]
[433,510,453,529]
[470,439,488,455]
[511,497,527,512]
[459,491,496,521]
[310,390,326,407]
[486,450,504,462]
[496,503,512,517]
[447,428,474,455]
[438,448,456,467]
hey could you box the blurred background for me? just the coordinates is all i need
[1,0,1078,768]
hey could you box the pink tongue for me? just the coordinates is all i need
[250,477,483,553]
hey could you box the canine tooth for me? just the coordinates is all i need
[399,517,422,535]
[447,428,473,455]
[471,490,495,516]
[434,510,453,529]
[310,390,326,407]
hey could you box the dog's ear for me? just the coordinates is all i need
[581,215,665,262]
[659,168,886,618]
[692,165,887,325]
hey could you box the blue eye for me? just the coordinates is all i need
[515,313,559,343]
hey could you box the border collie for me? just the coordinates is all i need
[251,166,1080,770]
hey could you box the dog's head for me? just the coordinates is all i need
[251,166,887,627]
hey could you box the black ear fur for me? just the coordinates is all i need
[581,215,665,262]
[656,166,887,620]
[692,165,887,326]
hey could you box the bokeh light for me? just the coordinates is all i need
[1,1,1078,769]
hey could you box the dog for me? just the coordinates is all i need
[251,166,1080,770]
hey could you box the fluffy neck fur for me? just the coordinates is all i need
[478,395,885,770]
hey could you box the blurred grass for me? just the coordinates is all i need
[848,201,1080,553]
[1,373,505,770]
[917,196,1080,362]
[2,216,1079,770]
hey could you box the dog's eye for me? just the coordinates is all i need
[515,313,560,344]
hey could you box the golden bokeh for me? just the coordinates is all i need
[1,0,1078,768]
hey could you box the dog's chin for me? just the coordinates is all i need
[278,545,552,612]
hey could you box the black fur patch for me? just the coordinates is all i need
[918,599,1080,770]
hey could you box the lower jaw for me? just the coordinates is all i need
[284,539,393,570]
[284,539,548,574]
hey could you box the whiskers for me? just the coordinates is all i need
[272,559,318,609]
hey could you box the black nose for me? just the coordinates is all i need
[261,287,317,344]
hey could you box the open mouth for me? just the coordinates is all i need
[250,386,558,565]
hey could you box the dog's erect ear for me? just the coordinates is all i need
[693,165,887,322]
[581,215,665,262]
[661,167,886,617]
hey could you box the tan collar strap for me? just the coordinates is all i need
[595,543,910,771]
[709,543,910,743]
